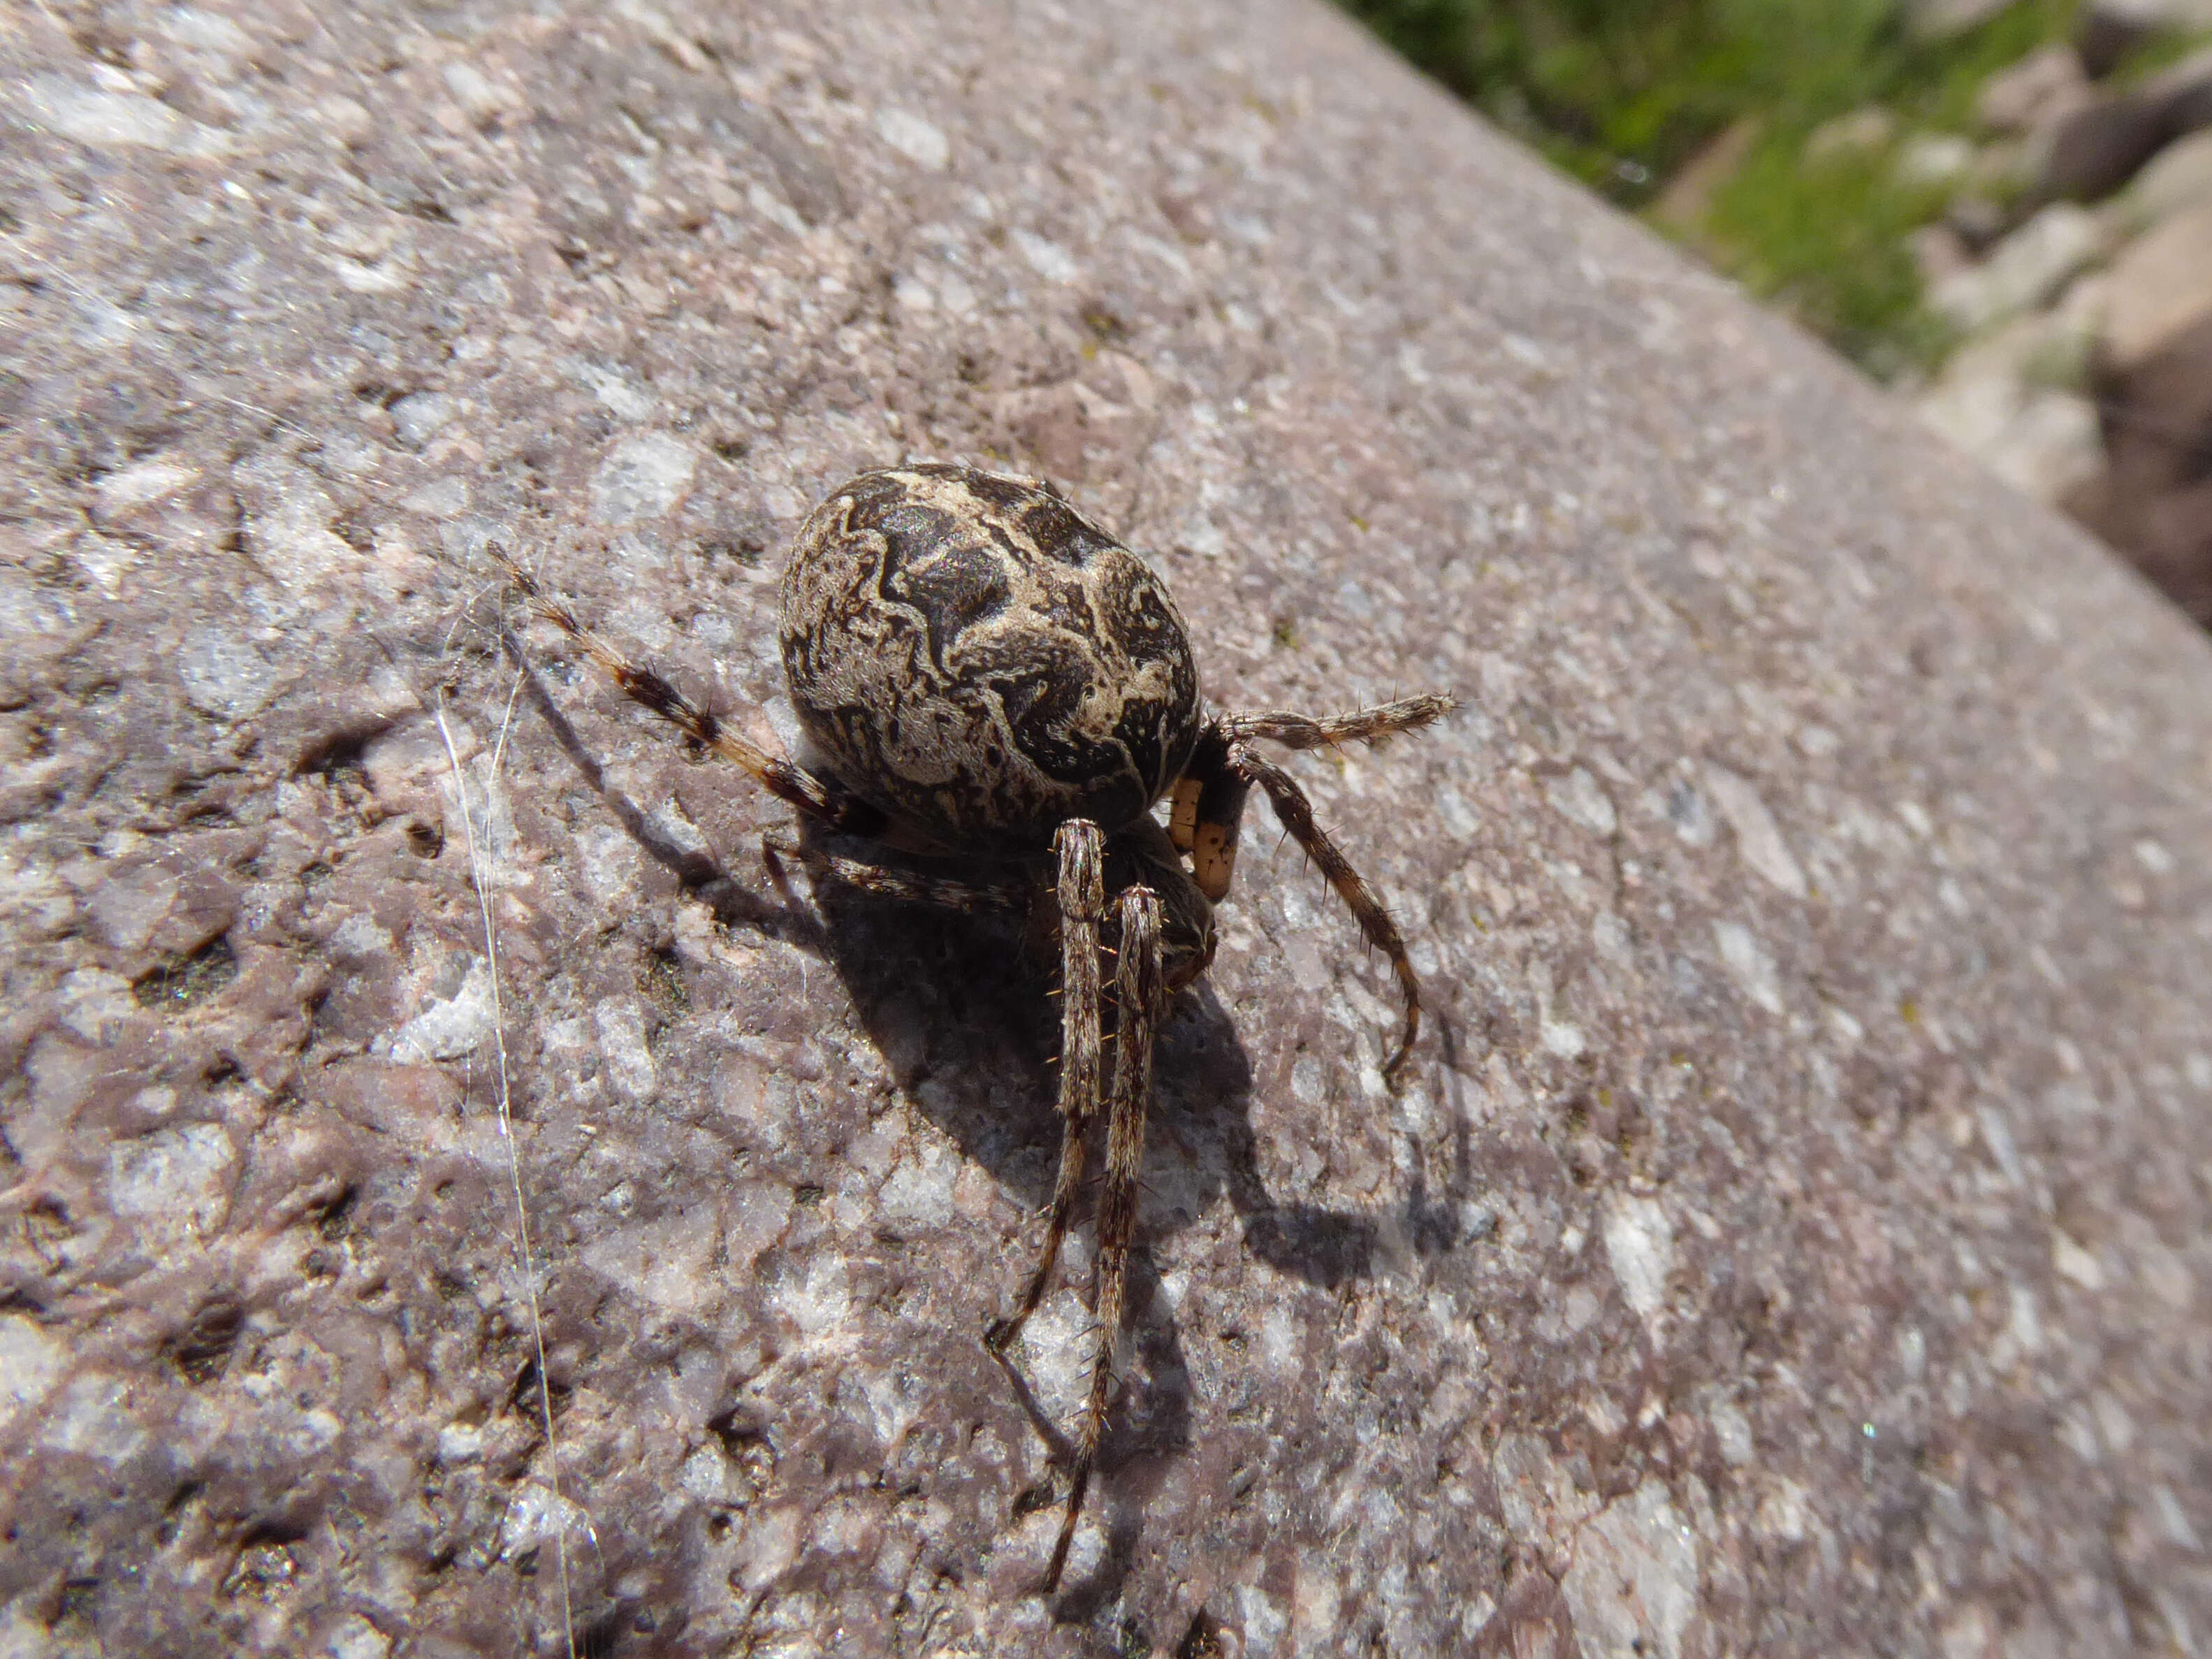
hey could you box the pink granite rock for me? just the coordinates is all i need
[3,1,2211,1656]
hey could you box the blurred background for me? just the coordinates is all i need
[1338,0,2212,631]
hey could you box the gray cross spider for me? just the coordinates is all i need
[499,463,1452,1591]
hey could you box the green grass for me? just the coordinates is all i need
[1697,0,2074,377]
[1338,0,2118,377]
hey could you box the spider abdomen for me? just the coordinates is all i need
[779,465,1202,849]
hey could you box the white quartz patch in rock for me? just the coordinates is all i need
[770,1254,854,1347]
[161,7,254,55]
[1492,1430,1599,1546]
[581,1214,715,1316]
[1012,229,1079,284]
[2052,1229,2106,1290]
[323,1614,393,1659]
[235,458,359,586]
[1547,765,1619,836]
[878,1136,959,1229]
[1712,920,1784,1014]
[1703,764,1806,896]
[88,863,179,950]
[593,997,657,1103]
[591,433,698,523]
[1017,1290,1099,1425]
[571,360,657,421]
[23,74,231,156]
[39,1370,148,1464]
[391,957,499,1060]
[94,459,200,523]
[329,915,394,964]
[1708,1398,1755,1467]
[874,108,949,171]
[57,966,138,1045]
[0,1315,65,1435]
[442,61,520,125]
[1562,1481,1701,1659]
[497,1481,588,1556]
[1603,1193,1675,1337]
[177,630,284,718]
[1753,1475,1814,1542]
[1593,911,1633,966]
[388,392,456,447]
[108,1122,236,1246]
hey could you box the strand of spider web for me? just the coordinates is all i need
[437,679,579,1659]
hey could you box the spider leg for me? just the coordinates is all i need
[1215,693,1456,752]
[1045,881,1163,1592]
[986,820,1106,1354]
[760,830,1031,915]
[1231,744,1424,1081]
[493,548,892,840]
[1167,697,1453,900]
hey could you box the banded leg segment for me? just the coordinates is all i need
[1170,697,1453,907]
[986,820,1107,1354]
[1215,693,1456,753]
[1045,882,1165,1593]
[761,830,1031,916]
[495,549,892,841]
[1232,745,1424,1081]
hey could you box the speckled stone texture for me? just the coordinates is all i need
[4,2,2211,1656]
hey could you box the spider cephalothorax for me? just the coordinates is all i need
[500,464,1453,1592]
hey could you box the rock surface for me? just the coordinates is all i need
[1927,201,2104,332]
[2115,122,2212,226]
[1974,43,2091,138]
[2039,87,2176,203]
[5,3,2212,1659]
[2069,311,2212,625]
[2102,196,2212,365]
[1898,31,2212,609]
[2092,0,2212,26]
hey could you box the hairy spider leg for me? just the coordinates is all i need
[494,548,892,841]
[1231,744,1425,1081]
[1046,882,1165,1593]
[1214,692,1457,753]
[759,830,1033,914]
[1172,695,1457,902]
[986,820,1106,1355]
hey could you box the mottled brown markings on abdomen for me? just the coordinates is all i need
[779,466,1202,849]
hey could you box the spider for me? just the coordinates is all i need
[497,463,1453,1591]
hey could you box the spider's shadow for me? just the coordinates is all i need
[794,854,1393,1614]
[794,848,1392,1292]
[504,629,1457,1289]
[790,825,1492,1604]
[526,633,1478,1608]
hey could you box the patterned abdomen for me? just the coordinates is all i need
[779,465,1202,850]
